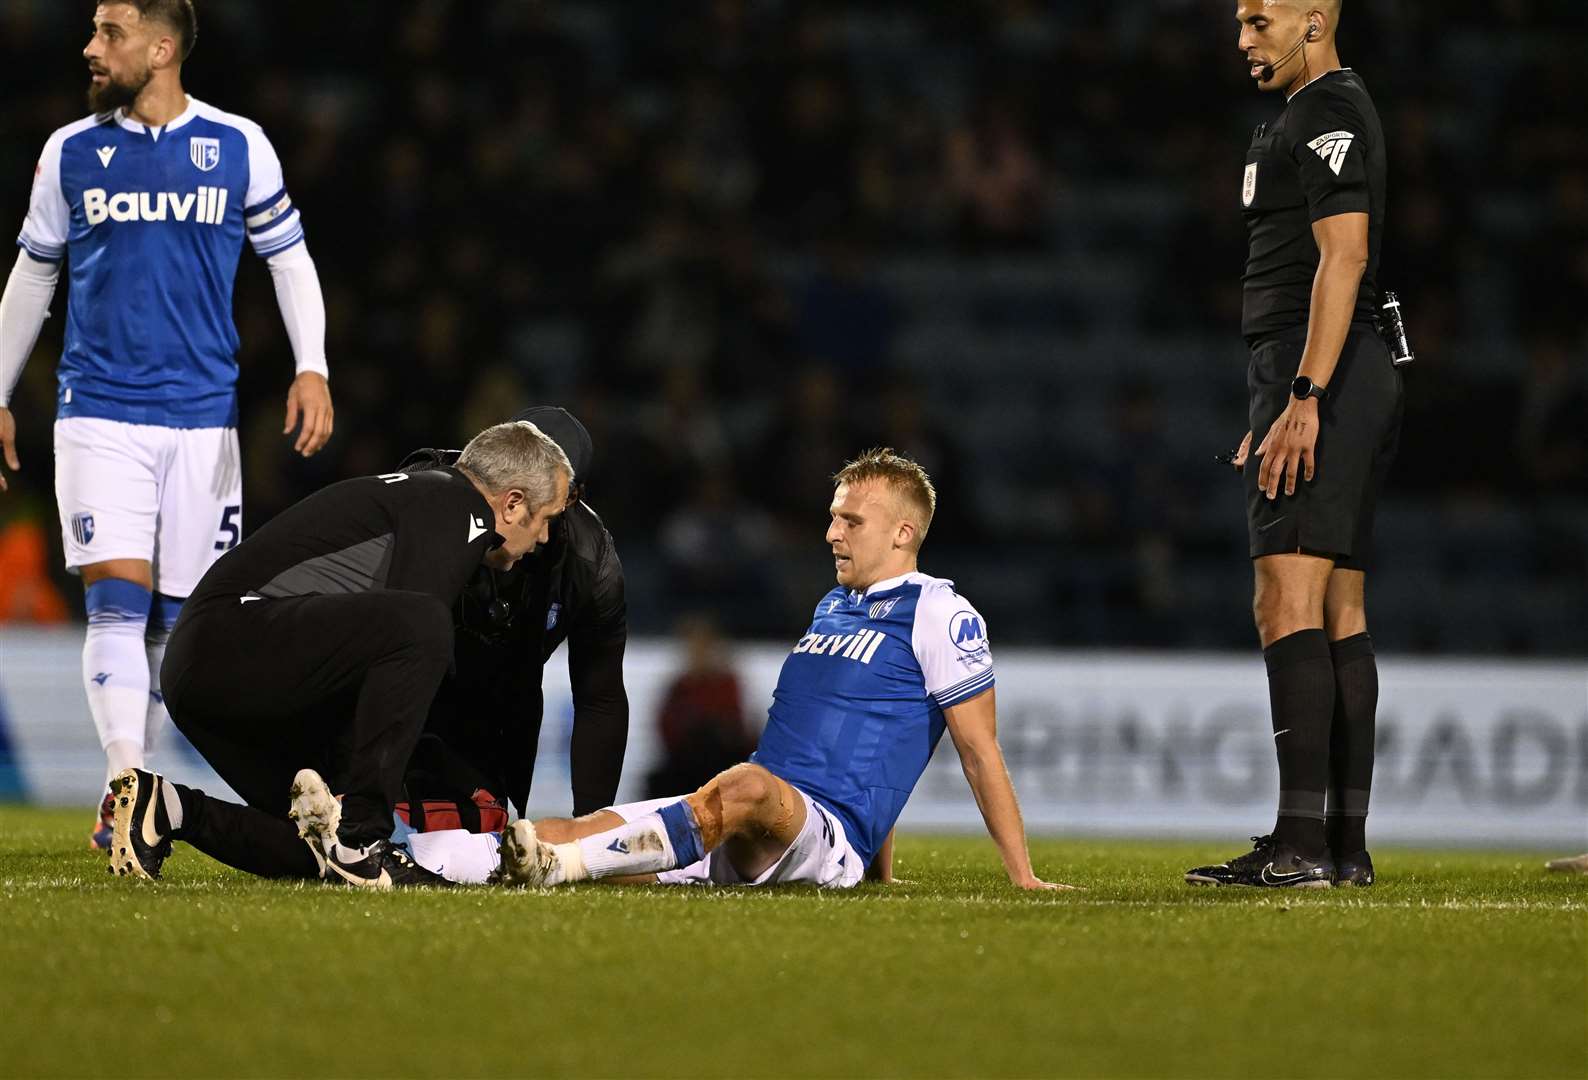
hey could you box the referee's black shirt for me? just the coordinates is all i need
[186,468,499,610]
[1241,69,1386,342]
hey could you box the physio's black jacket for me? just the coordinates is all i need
[399,448,629,817]
[1241,69,1387,342]
[187,468,499,609]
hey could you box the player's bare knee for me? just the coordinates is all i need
[685,764,765,848]
[719,764,799,838]
[1325,602,1368,641]
[1253,581,1323,642]
[718,762,777,807]
[1324,571,1368,640]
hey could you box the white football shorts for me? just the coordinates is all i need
[611,785,867,889]
[54,416,242,597]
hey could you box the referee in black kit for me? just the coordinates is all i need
[397,406,629,825]
[1186,1,1403,889]
[105,421,573,887]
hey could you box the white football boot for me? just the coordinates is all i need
[286,767,339,878]
[108,768,173,880]
[493,820,583,886]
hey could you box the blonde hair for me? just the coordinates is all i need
[833,447,937,549]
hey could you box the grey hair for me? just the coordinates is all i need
[456,421,573,511]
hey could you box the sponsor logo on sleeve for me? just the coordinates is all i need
[950,610,990,663]
[1306,130,1355,176]
[1242,162,1258,207]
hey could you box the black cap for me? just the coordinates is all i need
[510,406,593,480]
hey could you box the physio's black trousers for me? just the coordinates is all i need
[161,590,453,877]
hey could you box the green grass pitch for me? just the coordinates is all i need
[2,806,1584,1079]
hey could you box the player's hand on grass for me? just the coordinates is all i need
[1254,399,1318,500]
[0,406,18,492]
[285,372,334,457]
[1232,429,1252,472]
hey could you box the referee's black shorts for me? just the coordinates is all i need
[1246,324,1403,571]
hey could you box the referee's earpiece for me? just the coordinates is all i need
[1308,23,1319,39]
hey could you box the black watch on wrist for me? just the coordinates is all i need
[1292,375,1329,401]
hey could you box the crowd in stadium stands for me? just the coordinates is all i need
[1,1,1583,652]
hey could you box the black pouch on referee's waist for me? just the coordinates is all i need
[1375,290,1415,366]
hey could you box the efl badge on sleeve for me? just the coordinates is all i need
[190,137,220,173]
[1242,162,1258,207]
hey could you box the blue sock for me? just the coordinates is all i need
[656,800,704,866]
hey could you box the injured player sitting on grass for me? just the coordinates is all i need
[369,448,1076,891]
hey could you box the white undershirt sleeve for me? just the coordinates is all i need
[266,242,328,380]
[0,249,61,407]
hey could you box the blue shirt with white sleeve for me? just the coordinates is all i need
[16,97,304,428]
[751,571,995,867]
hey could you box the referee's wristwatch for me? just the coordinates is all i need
[1291,375,1329,402]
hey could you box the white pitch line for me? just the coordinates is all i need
[3,879,1584,914]
[853,895,1588,912]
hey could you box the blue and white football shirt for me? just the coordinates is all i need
[16,97,304,428]
[751,571,995,866]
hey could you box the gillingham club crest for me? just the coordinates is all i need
[1242,162,1258,207]
[190,136,220,173]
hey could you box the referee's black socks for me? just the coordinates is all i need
[1326,633,1377,855]
[1263,629,1335,856]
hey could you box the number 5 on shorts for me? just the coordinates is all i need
[215,504,241,551]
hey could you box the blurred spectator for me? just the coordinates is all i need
[644,615,753,798]
[944,91,1048,251]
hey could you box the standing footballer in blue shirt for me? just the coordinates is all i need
[369,449,1073,890]
[0,1,334,847]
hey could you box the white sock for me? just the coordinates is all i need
[103,739,142,792]
[160,779,184,831]
[406,830,503,884]
[545,842,588,885]
[84,583,152,782]
[143,630,171,758]
[575,813,682,879]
